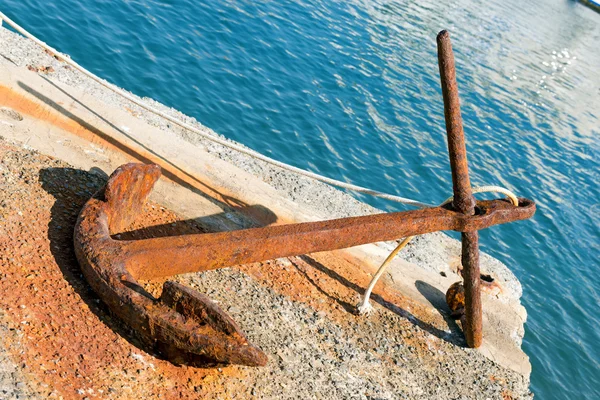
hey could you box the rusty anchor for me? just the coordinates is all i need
[73,30,535,367]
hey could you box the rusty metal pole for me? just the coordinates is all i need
[436,30,483,348]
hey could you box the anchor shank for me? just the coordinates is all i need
[125,206,464,280]
[122,199,533,281]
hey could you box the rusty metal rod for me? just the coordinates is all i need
[461,231,482,347]
[437,30,482,348]
[122,198,533,280]
[437,30,476,215]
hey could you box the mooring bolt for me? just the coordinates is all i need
[72,31,535,366]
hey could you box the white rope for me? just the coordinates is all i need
[356,186,520,315]
[0,11,435,209]
[440,185,519,207]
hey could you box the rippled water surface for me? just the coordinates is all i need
[3,0,599,398]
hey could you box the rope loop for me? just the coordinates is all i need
[357,186,520,315]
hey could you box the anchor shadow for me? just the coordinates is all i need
[39,166,277,367]
[298,256,466,347]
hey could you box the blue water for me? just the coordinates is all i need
[3,0,599,397]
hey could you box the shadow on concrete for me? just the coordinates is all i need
[291,257,357,314]
[38,166,275,367]
[299,255,466,346]
[19,79,277,227]
[39,166,154,359]
[415,280,465,346]
[115,203,276,240]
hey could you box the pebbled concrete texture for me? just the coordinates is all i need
[0,140,532,399]
[0,25,532,397]
[0,311,34,400]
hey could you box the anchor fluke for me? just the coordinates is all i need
[74,163,268,367]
